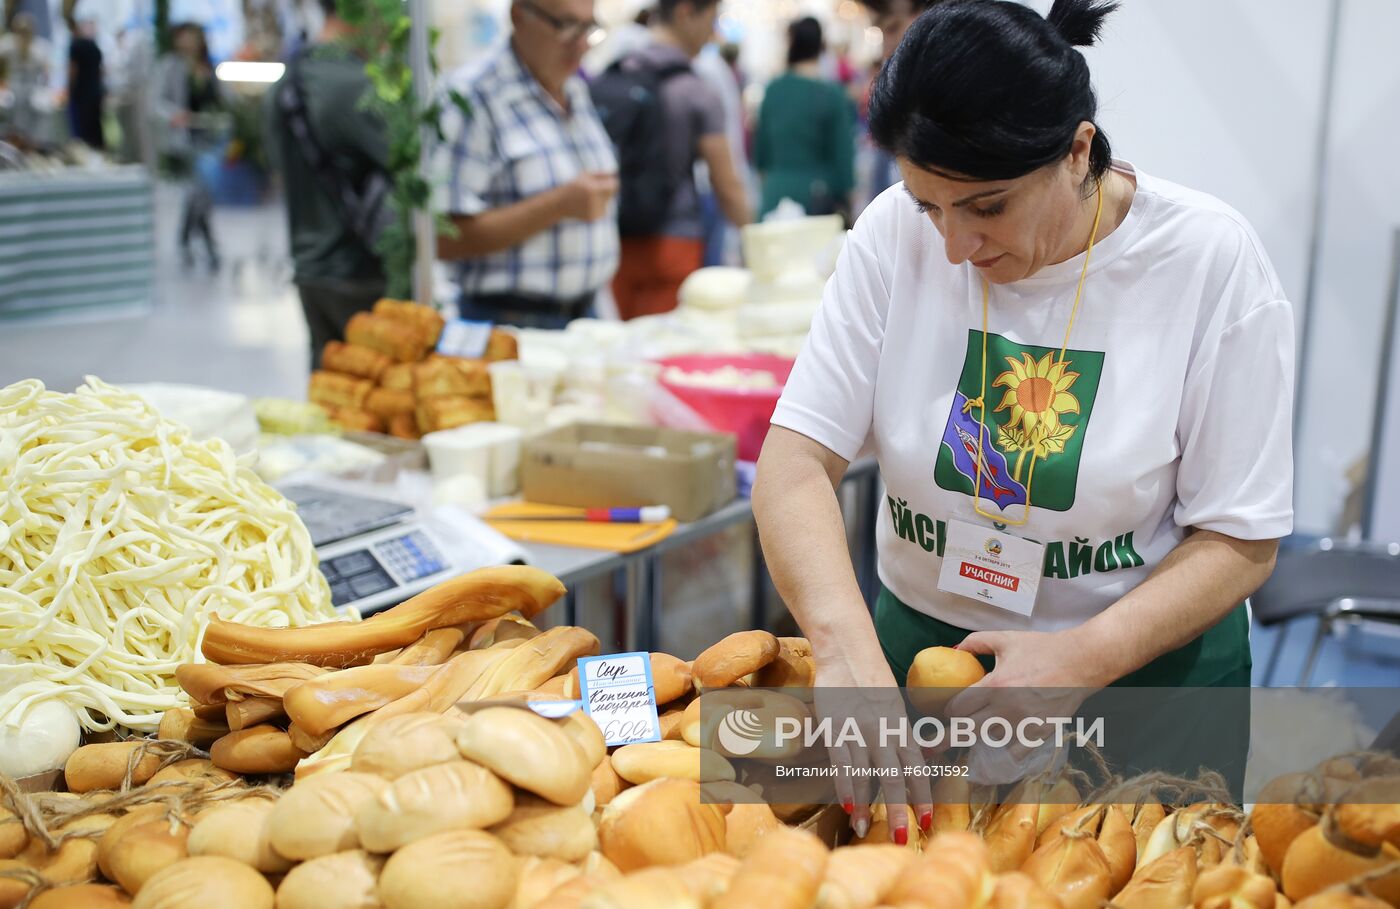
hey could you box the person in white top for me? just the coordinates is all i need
[753,0,1292,842]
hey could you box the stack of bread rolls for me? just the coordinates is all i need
[307,298,518,439]
[14,617,1400,909]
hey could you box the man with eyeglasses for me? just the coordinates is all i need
[435,0,620,328]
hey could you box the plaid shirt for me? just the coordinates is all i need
[435,43,620,302]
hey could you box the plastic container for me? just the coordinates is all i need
[124,382,259,454]
[741,213,845,284]
[516,328,580,371]
[654,354,795,462]
[489,361,562,430]
[422,422,524,498]
[603,360,663,425]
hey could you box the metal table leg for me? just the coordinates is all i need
[1261,621,1288,686]
[750,525,768,633]
[622,558,646,653]
[859,471,881,605]
[645,555,662,653]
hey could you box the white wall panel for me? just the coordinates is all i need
[1028,0,1333,529]
[1297,0,1400,535]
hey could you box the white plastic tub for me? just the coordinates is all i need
[488,361,562,430]
[422,422,525,498]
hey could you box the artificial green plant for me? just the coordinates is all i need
[334,0,468,300]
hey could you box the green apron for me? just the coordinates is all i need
[874,587,1252,795]
[875,587,1252,687]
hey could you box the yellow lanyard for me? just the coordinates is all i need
[972,183,1105,527]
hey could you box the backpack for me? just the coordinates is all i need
[276,50,394,252]
[589,55,691,237]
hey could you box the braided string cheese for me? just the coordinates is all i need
[0,377,343,733]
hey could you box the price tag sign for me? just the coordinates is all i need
[576,652,661,746]
[437,319,493,359]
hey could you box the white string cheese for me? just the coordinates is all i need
[0,377,342,733]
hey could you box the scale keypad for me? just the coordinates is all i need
[373,531,448,582]
[322,531,448,609]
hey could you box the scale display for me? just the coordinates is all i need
[281,483,413,547]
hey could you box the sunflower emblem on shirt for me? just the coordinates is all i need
[936,331,1104,513]
[991,351,1082,482]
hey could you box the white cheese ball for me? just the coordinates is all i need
[0,700,82,778]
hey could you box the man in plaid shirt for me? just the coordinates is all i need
[435,0,620,328]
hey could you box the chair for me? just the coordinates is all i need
[1250,538,1400,685]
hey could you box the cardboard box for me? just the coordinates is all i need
[521,423,736,523]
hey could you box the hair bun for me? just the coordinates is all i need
[1046,0,1119,47]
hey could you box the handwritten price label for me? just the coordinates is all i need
[576,652,660,747]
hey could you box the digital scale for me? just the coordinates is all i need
[282,483,465,616]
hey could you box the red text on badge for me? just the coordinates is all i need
[959,562,1020,591]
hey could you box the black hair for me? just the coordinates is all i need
[655,0,720,23]
[787,17,823,66]
[172,21,214,67]
[319,0,338,16]
[868,0,1117,185]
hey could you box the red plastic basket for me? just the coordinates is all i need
[655,354,796,462]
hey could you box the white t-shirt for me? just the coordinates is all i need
[770,162,1295,633]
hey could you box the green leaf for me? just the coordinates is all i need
[343,1,444,297]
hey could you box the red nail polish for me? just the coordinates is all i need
[841,799,854,815]
[919,811,932,832]
[894,825,909,846]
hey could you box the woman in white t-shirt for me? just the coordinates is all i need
[753,0,1292,840]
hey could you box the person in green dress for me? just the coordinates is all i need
[753,18,856,221]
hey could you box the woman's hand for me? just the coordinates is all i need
[813,645,934,845]
[945,628,1110,785]
[753,429,929,840]
[955,627,1116,690]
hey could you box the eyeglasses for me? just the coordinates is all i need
[518,0,603,44]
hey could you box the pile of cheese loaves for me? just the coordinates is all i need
[2,567,1399,909]
[307,299,518,439]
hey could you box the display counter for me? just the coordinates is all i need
[0,165,155,320]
